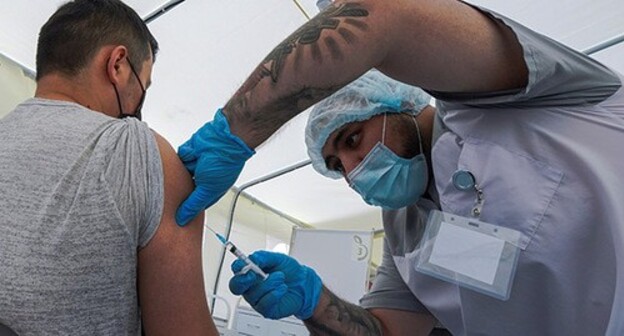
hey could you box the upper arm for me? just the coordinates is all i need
[137,132,218,336]
[369,0,528,93]
[274,0,527,94]
[368,308,436,336]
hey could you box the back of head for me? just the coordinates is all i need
[305,70,432,179]
[36,0,159,80]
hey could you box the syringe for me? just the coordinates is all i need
[206,226,269,280]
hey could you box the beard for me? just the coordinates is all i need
[390,113,422,159]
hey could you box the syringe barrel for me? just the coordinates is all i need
[226,242,269,280]
[227,243,246,260]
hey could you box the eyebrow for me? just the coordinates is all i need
[331,126,349,152]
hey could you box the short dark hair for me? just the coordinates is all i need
[36,0,159,80]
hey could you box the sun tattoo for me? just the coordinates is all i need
[263,3,369,83]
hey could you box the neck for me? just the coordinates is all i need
[35,72,109,115]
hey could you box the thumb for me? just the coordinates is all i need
[176,186,220,226]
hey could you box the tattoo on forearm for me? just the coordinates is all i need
[304,288,382,336]
[224,3,369,147]
[273,86,339,112]
[263,2,368,83]
[227,85,339,141]
[231,65,272,100]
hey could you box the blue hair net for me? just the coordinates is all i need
[305,70,431,179]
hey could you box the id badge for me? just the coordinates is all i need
[415,210,524,300]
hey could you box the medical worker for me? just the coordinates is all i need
[177,1,624,334]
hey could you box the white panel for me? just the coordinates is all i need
[267,318,309,336]
[289,228,373,305]
[233,306,308,336]
[234,309,268,336]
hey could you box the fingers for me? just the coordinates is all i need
[244,272,286,306]
[181,158,198,175]
[249,250,290,271]
[177,138,199,174]
[175,186,214,226]
[256,283,289,319]
[229,271,290,320]
[231,258,247,274]
[229,271,258,295]
[177,141,198,164]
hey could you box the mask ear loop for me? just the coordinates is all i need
[113,84,125,118]
[411,114,424,155]
[382,113,387,145]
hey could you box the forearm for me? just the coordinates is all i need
[223,1,387,148]
[303,286,382,336]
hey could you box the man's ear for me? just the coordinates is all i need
[106,45,128,85]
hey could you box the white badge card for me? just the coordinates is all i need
[415,210,523,300]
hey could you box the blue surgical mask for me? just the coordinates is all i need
[347,114,428,209]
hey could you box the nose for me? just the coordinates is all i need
[340,153,363,178]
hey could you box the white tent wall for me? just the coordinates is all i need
[1,0,624,330]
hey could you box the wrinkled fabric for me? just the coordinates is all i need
[361,4,624,335]
[0,98,163,335]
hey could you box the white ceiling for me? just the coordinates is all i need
[1,0,623,229]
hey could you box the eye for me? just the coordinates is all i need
[345,132,360,148]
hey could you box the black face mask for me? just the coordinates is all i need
[113,59,146,121]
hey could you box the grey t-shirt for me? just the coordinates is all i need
[0,98,164,335]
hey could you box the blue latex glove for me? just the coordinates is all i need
[229,251,322,320]
[176,109,255,226]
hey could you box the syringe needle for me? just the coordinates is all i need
[205,226,268,280]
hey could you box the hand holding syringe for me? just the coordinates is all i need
[206,226,269,280]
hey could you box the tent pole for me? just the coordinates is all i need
[143,0,187,24]
[0,52,35,79]
[584,32,624,56]
[292,0,311,20]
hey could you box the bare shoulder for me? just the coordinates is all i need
[138,131,218,335]
[152,132,195,212]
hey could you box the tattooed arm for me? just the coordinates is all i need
[304,287,382,336]
[223,0,527,148]
[304,286,436,336]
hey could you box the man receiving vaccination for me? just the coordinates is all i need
[0,1,218,334]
